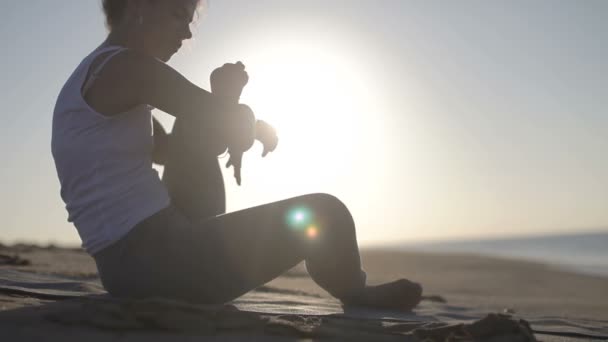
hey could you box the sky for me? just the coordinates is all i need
[0,0,607,247]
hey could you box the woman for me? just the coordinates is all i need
[51,0,422,309]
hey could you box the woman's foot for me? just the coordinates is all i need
[340,279,423,311]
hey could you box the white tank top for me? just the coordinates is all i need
[51,45,170,255]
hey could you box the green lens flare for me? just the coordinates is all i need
[286,207,312,230]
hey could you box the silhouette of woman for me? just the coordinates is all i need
[51,0,422,309]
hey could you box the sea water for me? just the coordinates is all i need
[401,231,608,278]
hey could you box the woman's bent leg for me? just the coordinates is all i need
[173,193,367,303]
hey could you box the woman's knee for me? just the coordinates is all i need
[309,193,348,212]
[297,193,355,236]
[170,117,228,157]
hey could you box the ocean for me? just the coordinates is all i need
[399,231,608,278]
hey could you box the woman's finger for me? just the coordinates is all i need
[234,164,241,186]
[226,150,243,185]
[233,153,243,185]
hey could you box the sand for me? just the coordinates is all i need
[1,243,606,341]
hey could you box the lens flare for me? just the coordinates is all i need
[286,207,312,230]
[306,226,319,239]
[294,212,305,222]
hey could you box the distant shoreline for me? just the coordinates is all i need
[390,231,608,278]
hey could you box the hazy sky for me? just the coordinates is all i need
[1,1,607,246]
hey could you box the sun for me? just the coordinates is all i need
[237,41,381,190]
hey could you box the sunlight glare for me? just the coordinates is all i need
[240,40,384,195]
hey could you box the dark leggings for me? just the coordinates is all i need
[94,114,367,304]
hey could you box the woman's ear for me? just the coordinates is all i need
[124,0,145,24]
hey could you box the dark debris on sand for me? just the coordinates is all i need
[0,254,31,266]
[412,313,537,342]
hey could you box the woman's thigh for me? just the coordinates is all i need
[168,193,344,302]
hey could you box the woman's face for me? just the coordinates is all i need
[138,0,198,62]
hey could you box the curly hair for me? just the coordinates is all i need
[101,0,205,30]
[101,0,128,29]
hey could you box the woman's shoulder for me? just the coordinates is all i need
[56,45,123,96]
[54,45,137,117]
[82,47,163,116]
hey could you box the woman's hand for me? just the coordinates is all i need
[225,118,277,186]
[225,149,243,186]
[210,61,249,103]
[225,104,256,186]
[255,120,278,157]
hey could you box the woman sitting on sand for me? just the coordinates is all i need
[51,0,422,310]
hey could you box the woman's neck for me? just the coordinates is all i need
[103,28,146,53]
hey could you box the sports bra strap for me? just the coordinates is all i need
[82,47,127,95]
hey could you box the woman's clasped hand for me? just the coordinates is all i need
[210,61,249,103]
[211,62,278,185]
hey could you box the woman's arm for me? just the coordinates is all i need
[86,49,255,153]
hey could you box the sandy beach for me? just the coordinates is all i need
[1,243,606,341]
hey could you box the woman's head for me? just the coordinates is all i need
[102,0,202,62]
